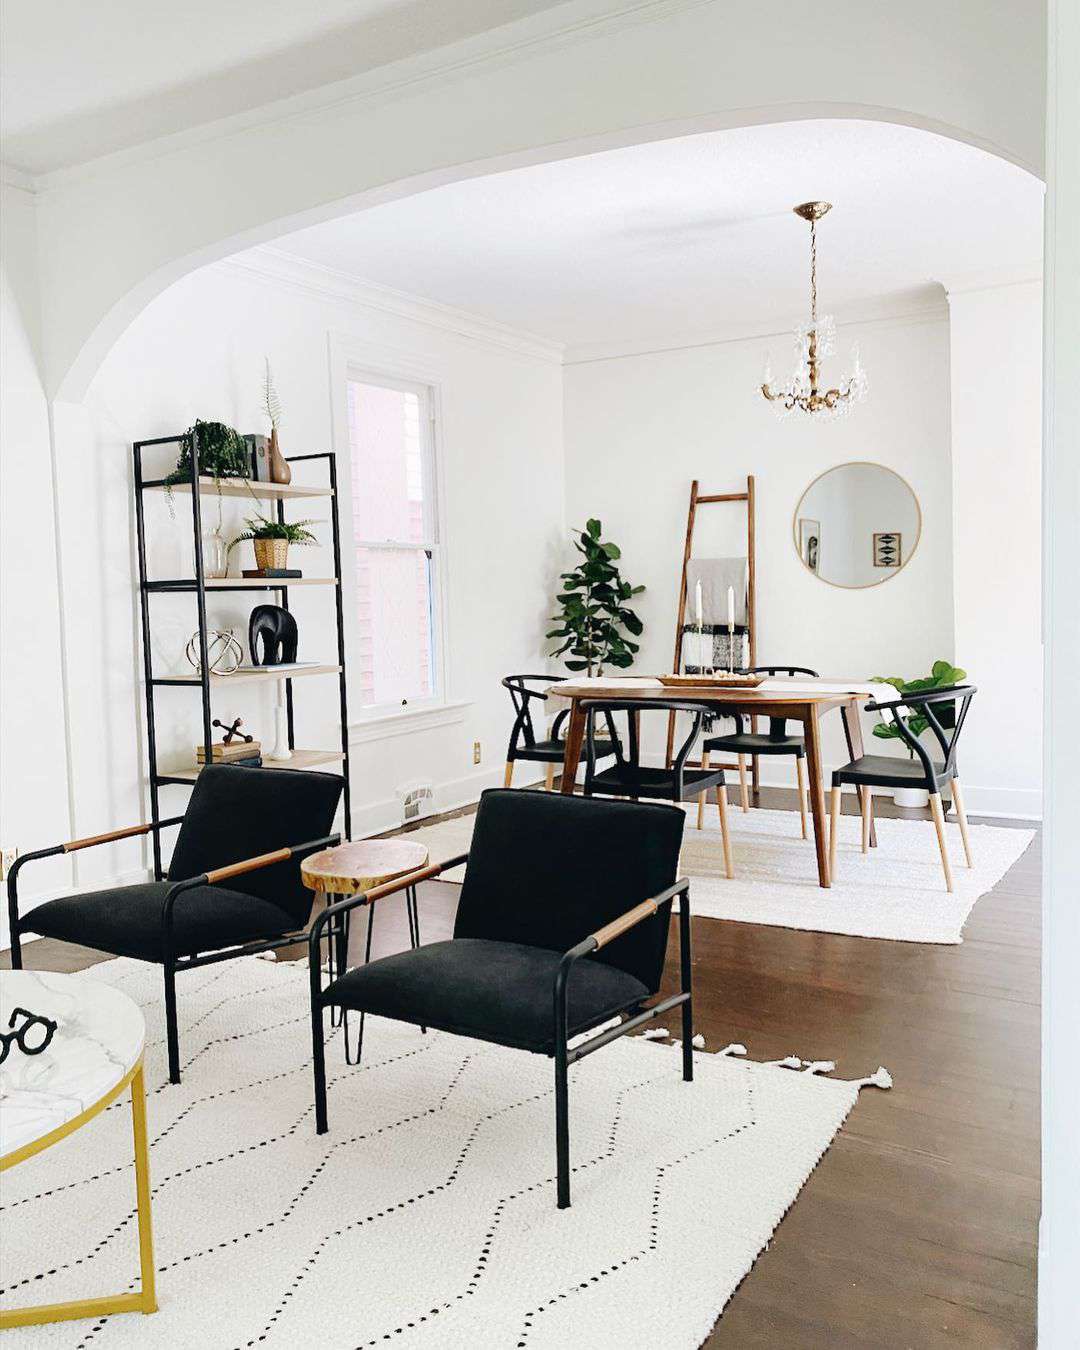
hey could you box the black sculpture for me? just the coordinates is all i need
[249,605,298,666]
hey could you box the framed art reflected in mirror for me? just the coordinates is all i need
[793,462,921,589]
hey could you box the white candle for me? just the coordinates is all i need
[695,580,703,628]
[727,584,735,634]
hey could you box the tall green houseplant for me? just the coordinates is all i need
[548,519,645,675]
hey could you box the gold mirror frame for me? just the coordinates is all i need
[792,461,922,590]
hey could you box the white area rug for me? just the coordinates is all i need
[403,806,1034,944]
[1,958,887,1349]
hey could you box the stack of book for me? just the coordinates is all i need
[196,740,263,769]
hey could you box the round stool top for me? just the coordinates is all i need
[301,838,429,895]
[1,970,145,1163]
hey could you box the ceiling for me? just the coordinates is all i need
[0,0,568,174]
[269,119,1044,352]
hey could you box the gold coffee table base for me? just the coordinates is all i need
[0,1059,156,1328]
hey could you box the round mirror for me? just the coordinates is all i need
[793,462,921,588]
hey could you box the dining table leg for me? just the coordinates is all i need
[841,697,877,847]
[560,700,587,794]
[802,705,831,888]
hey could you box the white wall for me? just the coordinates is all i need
[0,183,74,909]
[947,278,1043,819]
[1,247,564,936]
[562,307,957,782]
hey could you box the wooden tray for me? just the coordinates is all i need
[659,673,765,688]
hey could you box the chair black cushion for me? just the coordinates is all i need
[585,764,726,802]
[703,731,804,756]
[833,753,950,788]
[513,737,616,764]
[168,764,343,926]
[23,882,301,962]
[323,938,650,1054]
[453,789,685,993]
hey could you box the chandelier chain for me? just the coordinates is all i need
[810,218,818,327]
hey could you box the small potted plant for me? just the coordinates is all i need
[229,514,319,572]
[871,660,966,807]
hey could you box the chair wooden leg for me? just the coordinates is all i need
[795,756,809,840]
[737,755,749,812]
[860,787,873,854]
[697,750,710,829]
[503,760,514,788]
[829,786,842,878]
[544,763,556,792]
[716,779,734,879]
[929,792,955,892]
[951,779,974,867]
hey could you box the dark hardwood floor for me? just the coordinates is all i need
[3,787,1039,1348]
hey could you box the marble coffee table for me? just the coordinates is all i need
[0,969,157,1328]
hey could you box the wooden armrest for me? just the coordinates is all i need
[589,879,689,950]
[64,816,185,852]
[206,847,292,885]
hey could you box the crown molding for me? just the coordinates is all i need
[562,288,949,365]
[0,161,37,193]
[28,0,714,192]
[215,246,565,365]
[937,263,1043,297]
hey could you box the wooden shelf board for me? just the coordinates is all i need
[206,576,337,588]
[161,749,345,783]
[220,663,342,684]
[145,476,332,501]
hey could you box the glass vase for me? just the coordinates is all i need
[193,526,228,580]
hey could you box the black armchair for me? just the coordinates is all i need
[309,789,692,1209]
[501,674,619,790]
[8,765,343,1083]
[829,685,977,891]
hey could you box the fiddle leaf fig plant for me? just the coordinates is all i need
[547,518,645,675]
[871,659,967,751]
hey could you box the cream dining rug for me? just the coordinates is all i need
[401,804,1034,945]
[1,957,888,1349]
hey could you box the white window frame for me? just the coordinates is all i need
[329,336,454,734]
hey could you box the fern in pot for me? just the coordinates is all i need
[229,514,319,572]
[871,660,966,807]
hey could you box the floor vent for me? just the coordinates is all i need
[399,782,434,823]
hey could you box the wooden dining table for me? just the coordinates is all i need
[556,678,881,888]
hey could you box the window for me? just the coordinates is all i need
[346,375,442,713]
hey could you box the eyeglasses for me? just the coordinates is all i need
[0,1007,58,1065]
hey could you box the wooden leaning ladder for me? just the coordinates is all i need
[665,477,758,788]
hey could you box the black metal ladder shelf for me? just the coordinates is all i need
[133,432,352,878]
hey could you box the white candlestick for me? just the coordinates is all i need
[694,580,703,628]
[727,585,735,632]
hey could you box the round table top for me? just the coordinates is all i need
[0,970,145,1163]
[301,838,429,895]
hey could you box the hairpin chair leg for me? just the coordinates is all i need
[929,792,955,893]
[163,964,181,1085]
[697,750,711,829]
[716,780,734,879]
[951,780,974,867]
[795,755,809,840]
[737,755,750,812]
[829,785,842,879]
[860,788,873,854]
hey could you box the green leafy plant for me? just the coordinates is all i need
[165,420,250,489]
[871,659,967,751]
[227,514,320,552]
[547,519,644,675]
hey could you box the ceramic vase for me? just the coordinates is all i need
[268,427,291,485]
[267,695,292,761]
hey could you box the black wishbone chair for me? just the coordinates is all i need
[309,789,692,1209]
[501,674,620,790]
[829,685,977,891]
[7,765,343,1083]
[582,698,734,877]
[701,665,819,833]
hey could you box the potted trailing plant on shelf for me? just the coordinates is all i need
[164,420,251,500]
[548,518,645,675]
[228,514,319,572]
[871,659,967,807]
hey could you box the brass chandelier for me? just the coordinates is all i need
[761,201,867,418]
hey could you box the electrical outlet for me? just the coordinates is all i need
[473,741,482,765]
[1,846,17,881]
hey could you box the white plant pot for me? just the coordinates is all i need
[893,785,929,809]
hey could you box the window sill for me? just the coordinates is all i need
[349,700,470,745]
